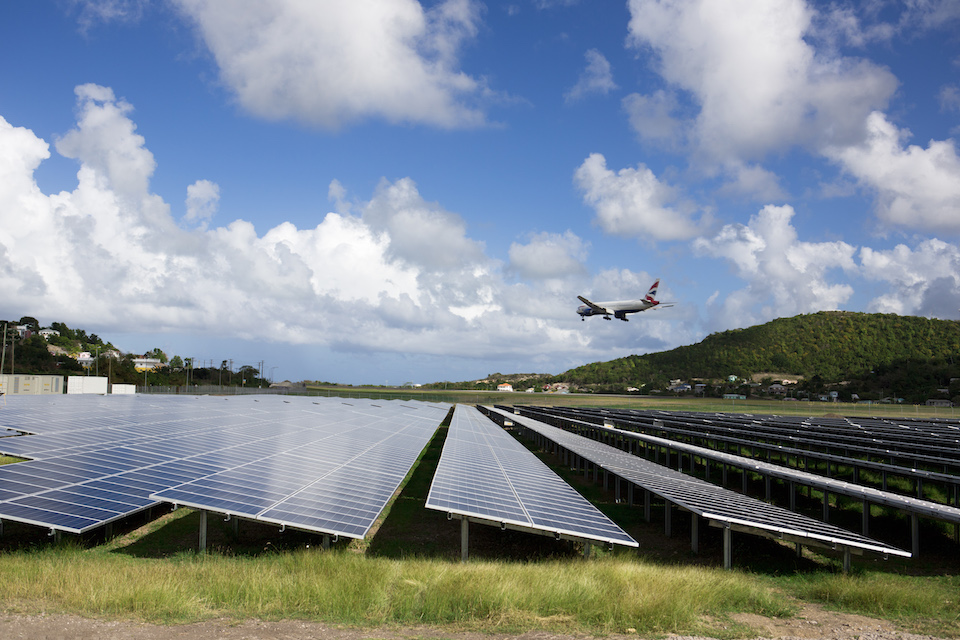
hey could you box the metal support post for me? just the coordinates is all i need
[461,518,469,562]
[664,499,672,537]
[691,515,699,554]
[723,525,732,569]
[911,514,919,558]
[644,489,651,522]
[199,510,208,553]
[862,499,869,535]
[822,491,830,523]
[323,534,330,550]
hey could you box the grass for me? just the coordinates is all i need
[302,386,960,420]
[0,543,793,633]
[781,572,960,633]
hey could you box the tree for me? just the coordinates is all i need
[169,355,184,370]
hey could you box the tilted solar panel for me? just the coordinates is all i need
[0,394,450,538]
[426,405,637,548]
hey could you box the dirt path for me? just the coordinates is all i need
[0,604,951,640]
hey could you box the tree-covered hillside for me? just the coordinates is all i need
[559,311,960,401]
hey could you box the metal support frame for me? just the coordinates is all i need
[723,525,732,569]
[911,514,920,558]
[691,515,699,554]
[199,510,208,553]
[461,517,469,562]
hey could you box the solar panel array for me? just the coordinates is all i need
[567,407,960,477]
[514,406,960,525]
[426,405,637,547]
[483,406,910,558]
[0,394,449,537]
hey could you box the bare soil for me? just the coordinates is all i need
[0,602,952,640]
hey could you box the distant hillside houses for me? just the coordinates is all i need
[133,357,164,372]
[497,383,513,392]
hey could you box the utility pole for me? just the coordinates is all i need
[1,322,6,376]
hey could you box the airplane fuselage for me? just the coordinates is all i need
[577,279,669,321]
[576,299,657,320]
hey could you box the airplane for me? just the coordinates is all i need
[577,279,673,321]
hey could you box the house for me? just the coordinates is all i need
[38,328,60,339]
[497,383,513,392]
[767,383,787,395]
[133,357,163,372]
[926,399,953,407]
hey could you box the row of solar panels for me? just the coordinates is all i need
[0,395,450,537]
[539,406,960,493]
[483,406,912,562]
[0,395,637,550]
[601,408,960,473]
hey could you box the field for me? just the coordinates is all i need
[304,386,960,419]
[0,396,958,638]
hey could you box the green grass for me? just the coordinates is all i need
[301,386,959,420]
[0,543,792,633]
[781,572,960,635]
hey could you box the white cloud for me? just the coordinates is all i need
[625,0,897,160]
[360,177,486,271]
[184,179,220,227]
[171,0,488,129]
[692,204,857,329]
[3,84,660,370]
[565,49,617,103]
[508,231,588,280]
[823,111,960,234]
[860,239,960,317]
[71,0,149,32]
[718,162,786,201]
[574,152,703,241]
[622,90,683,149]
[941,85,960,112]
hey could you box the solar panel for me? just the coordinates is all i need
[483,406,910,563]
[0,394,450,537]
[426,405,637,548]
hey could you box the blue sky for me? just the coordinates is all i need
[1,0,959,385]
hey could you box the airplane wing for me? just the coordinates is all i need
[577,296,610,315]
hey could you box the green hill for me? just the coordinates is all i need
[560,311,960,402]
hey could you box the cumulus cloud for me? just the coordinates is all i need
[622,89,683,149]
[171,0,488,129]
[184,179,220,227]
[508,231,588,280]
[565,49,618,103]
[692,204,857,329]
[574,152,704,241]
[626,0,897,162]
[1,84,638,369]
[823,112,960,234]
[860,239,960,317]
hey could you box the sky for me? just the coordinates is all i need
[1,0,959,385]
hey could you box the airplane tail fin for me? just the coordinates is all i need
[644,279,660,303]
